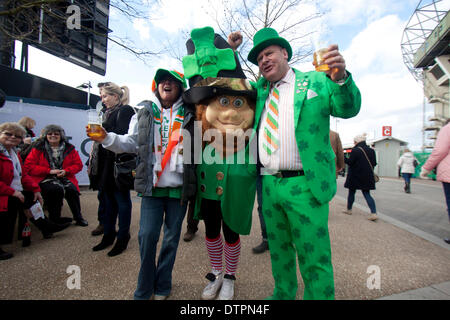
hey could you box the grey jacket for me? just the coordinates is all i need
[102,95,196,203]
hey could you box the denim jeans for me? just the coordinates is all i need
[103,188,132,239]
[97,190,107,225]
[443,182,450,221]
[134,196,187,299]
[347,189,377,213]
[402,173,412,185]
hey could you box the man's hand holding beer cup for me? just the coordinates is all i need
[86,125,107,142]
[312,44,347,82]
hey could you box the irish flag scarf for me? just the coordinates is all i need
[152,101,185,186]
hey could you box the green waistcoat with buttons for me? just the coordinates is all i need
[195,144,257,235]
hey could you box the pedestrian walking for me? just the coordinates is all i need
[397,148,418,193]
[420,121,450,244]
[343,133,378,221]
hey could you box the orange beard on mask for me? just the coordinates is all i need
[196,95,255,156]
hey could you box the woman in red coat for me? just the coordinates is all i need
[25,124,88,227]
[0,122,70,260]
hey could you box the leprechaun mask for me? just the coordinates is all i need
[196,95,255,154]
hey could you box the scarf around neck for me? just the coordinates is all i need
[151,96,185,186]
[44,140,66,169]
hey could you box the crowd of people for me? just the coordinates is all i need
[1,25,449,301]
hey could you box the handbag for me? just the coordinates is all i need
[113,153,137,190]
[358,147,379,183]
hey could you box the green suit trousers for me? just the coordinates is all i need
[262,174,334,300]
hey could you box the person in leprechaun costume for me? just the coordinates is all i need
[228,28,362,299]
[182,26,257,300]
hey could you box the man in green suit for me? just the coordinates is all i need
[229,28,361,299]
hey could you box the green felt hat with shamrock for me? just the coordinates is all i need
[247,27,292,65]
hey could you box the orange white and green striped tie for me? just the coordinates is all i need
[263,86,280,155]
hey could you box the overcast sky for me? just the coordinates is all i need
[13,0,450,150]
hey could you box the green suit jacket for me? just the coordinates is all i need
[253,69,361,204]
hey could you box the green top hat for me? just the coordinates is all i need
[182,26,256,104]
[152,68,187,92]
[247,28,292,65]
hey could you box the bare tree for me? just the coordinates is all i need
[206,0,323,81]
[0,0,163,71]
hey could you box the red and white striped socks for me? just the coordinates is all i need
[205,235,223,274]
[224,238,240,276]
[205,235,241,276]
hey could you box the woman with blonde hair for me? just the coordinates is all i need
[90,82,135,257]
[18,117,36,146]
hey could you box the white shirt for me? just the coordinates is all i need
[258,68,302,172]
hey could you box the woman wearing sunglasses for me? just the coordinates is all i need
[0,122,70,259]
[25,124,88,227]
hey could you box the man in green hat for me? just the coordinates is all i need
[229,28,361,300]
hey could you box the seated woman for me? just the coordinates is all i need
[0,122,70,259]
[25,124,88,227]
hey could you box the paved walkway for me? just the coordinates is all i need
[0,189,449,300]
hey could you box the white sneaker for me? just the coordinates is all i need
[201,273,223,300]
[342,209,352,215]
[153,294,168,300]
[218,277,235,300]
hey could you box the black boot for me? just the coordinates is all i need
[107,234,130,257]
[93,232,116,251]
[252,240,269,254]
[406,182,411,193]
[0,247,13,260]
[31,217,71,239]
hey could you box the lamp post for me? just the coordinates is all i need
[77,81,92,106]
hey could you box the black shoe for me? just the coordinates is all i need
[58,217,73,224]
[75,218,89,227]
[22,237,31,247]
[91,224,104,236]
[0,248,13,260]
[183,230,196,242]
[252,240,269,254]
[107,234,130,257]
[444,238,450,244]
[31,217,70,238]
[46,219,72,233]
[93,233,116,251]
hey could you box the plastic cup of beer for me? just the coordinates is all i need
[87,109,103,138]
[313,47,330,72]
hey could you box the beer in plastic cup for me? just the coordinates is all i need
[87,109,103,138]
[313,48,330,72]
